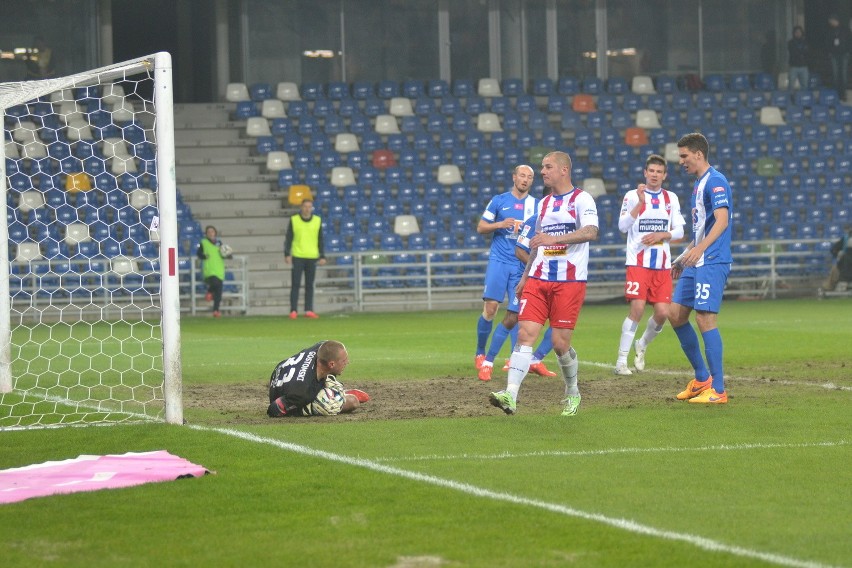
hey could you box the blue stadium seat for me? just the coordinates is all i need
[596,94,617,112]
[502,78,525,96]
[581,77,602,94]
[671,92,691,110]
[532,78,553,96]
[728,74,750,92]
[376,80,399,99]
[452,79,475,98]
[352,81,374,100]
[440,96,461,115]
[656,75,678,94]
[703,74,725,92]
[557,76,580,95]
[427,79,449,98]
[402,80,425,99]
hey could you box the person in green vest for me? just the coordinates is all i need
[197,225,231,318]
[285,199,326,319]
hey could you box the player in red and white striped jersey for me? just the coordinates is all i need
[489,151,599,417]
[613,154,686,375]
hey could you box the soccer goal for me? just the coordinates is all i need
[0,52,182,429]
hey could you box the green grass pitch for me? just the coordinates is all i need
[0,298,850,567]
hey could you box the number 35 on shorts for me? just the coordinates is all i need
[694,283,711,299]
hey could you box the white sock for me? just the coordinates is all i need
[558,348,579,396]
[639,315,665,348]
[617,317,638,365]
[506,345,532,399]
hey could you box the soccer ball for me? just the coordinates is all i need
[219,243,233,257]
[312,387,345,416]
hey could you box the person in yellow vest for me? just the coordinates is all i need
[197,225,230,318]
[285,199,326,319]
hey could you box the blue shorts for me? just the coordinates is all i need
[673,263,731,313]
[483,260,522,311]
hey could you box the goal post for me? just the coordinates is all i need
[0,52,183,428]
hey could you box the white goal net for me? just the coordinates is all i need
[0,52,182,429]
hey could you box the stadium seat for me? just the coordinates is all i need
[631,75,655,95]
[427,79,449,98]
[476,112,501,132]
[571,94,596,113]
[478,78,502,97]
[437,164,462,185]
[389,97,414,117]
[664,143,680,163]
[265,151,291,172]
[532,78,553,96]
[393,214,420,236]
[581,178,606,197]
[374,114,400,134]
[759,106,785,126]
[225,82,250,102]
[633,109,659,129]
[330,167,356,188]
[624,127,649,147]
[245,117,271,137]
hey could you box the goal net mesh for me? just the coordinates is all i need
[0,54,181,429]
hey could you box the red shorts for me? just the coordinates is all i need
[518,278,586,329]
[624,266,672,304]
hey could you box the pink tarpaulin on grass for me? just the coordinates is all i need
[0,450,210,504]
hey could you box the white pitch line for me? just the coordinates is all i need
[372,440,850,463]
[192,424,842,568]
[584,360,852,391]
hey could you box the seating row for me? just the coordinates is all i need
[233,87,843,122]
[225,72,822,103]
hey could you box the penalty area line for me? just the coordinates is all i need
[192,424,837,568]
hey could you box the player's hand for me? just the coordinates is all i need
[636,183,646,200]
[318,258,327,266]
[501,218,517,230]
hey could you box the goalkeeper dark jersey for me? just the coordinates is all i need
[268,341,326,414]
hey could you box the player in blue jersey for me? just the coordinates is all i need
[670,133,733,404]
[475,165,557,380]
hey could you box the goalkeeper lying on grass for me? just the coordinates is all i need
[267,340,370,417]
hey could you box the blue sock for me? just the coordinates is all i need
[508,325,519,350]
[534,327,553,360]
[702,328,725,393]
[476,316,493,355]
[486,323,511,362]
[672,323,710,381]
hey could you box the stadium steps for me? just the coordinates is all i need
[173,103,300,314]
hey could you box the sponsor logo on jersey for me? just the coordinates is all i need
[638,219,668,232]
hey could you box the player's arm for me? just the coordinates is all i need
[679,207,729,267]
[477,216,517,234]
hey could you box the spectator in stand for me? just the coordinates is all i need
[827,14,851,101]
[787,25,809,91]
[24,36,56,80]
[285,199,326,319]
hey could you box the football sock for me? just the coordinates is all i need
[702,328,725,393]
[486,323,512,362]
[558,347,579,396]
[508,324,519,350]
[506,345,532,399]
[476,315,493,355]
[673,323,711,381]
[639,315,665,347]
[617,317,639,365]
[533,327,553,361]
